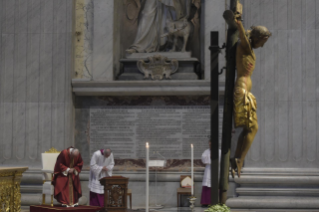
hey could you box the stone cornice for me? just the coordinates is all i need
[72,79,225,96]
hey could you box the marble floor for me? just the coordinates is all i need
[21,207,319,212]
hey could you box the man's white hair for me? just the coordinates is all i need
[71,148,79,155]
[104,148,112,155]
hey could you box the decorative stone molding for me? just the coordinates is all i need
[124,0,141,21]
[71,80,219,96]
[137,55,179,80]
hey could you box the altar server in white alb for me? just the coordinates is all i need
[200,140,211,207]
[89,148,115,206]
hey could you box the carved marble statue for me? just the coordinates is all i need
[126,0,192,53]
[166,17,192,52]
[232,14,271,177]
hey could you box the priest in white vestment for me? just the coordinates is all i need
[88,148,115,206]
[200,140,211,207]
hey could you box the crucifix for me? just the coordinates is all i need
[219,0,242,204]
[209,0,241,205]
[219,0,271,204]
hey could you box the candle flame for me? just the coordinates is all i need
[191,144,193,148]
[146,142,149,148]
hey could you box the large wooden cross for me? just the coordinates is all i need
[219,0,242,204]
[210,0,242,205]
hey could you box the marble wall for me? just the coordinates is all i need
[237,0,319,168]
[74,96,215,166]
[0,0,74,167]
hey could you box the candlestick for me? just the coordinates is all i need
[146,142,149,212]
[191,144,194,196]
[188,196,197,212]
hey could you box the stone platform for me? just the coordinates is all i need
[30,205,102,212]
[226,168,319,210]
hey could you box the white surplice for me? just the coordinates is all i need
[201,149,211,187]
[88,150,115,194]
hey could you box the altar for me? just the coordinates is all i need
[0,167,28,212]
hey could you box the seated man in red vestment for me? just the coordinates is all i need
[52,147,83,207]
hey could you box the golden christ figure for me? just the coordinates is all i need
[232,15,271,177]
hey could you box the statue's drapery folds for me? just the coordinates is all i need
[127,0,192,53]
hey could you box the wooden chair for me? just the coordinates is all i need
[127,189,132,209]
[41,147,60,206]
[177,175,192,207]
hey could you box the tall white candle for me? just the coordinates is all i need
[191,144,194,196]
[146,142,149,212]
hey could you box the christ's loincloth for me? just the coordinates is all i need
[233,87,257,129]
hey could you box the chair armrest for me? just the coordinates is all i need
[42,169,54,173]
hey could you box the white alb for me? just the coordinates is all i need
[88,150,115,194]
[201,149,211,187]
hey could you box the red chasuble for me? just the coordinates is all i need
[52,147,84,205]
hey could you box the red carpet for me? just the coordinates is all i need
[30,205,103,212]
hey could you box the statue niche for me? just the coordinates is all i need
[118,0,201,81]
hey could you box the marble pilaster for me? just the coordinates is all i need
[0,0,74,167]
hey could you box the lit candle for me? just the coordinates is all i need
[191,144,194,196]
[146,142,149,212]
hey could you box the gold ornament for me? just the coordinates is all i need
[45,147,60,153]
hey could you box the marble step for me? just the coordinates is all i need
[236,188,319,196]
[226,196,319,209]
